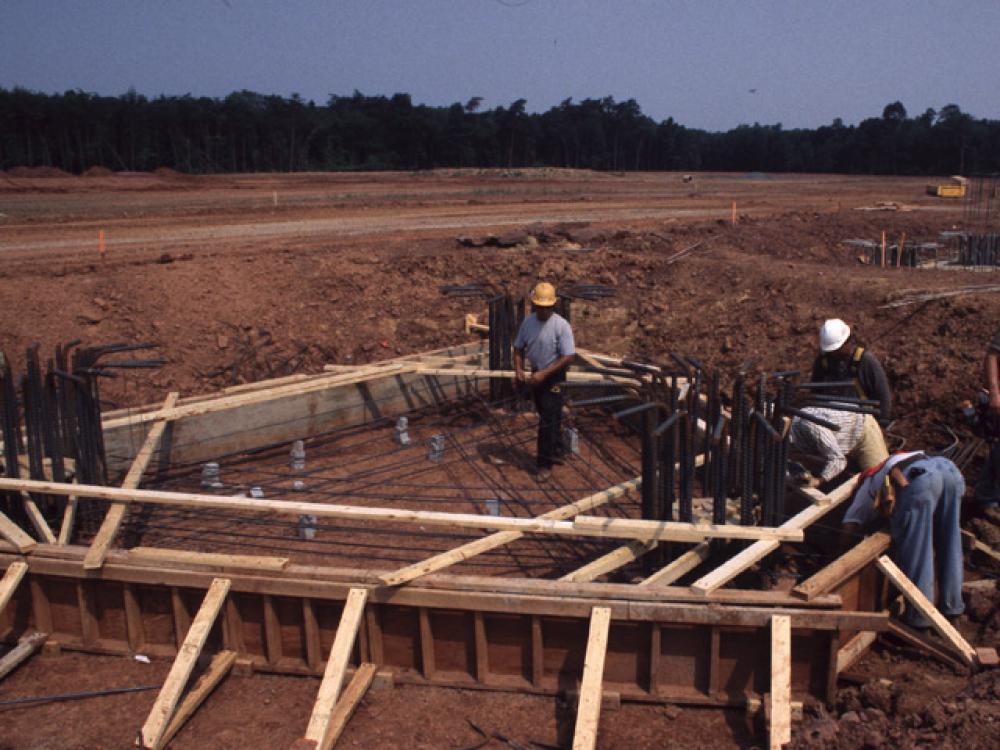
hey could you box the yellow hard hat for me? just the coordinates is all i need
[530,282,557,307]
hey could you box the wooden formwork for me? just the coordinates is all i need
[0,543,886,706]
[0,341,896,749]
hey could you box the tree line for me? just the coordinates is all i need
[0,87,997,176]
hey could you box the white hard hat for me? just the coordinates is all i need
[819,319,851,352]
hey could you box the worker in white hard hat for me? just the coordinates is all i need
[811,319,892,425]
[513,282,576,481]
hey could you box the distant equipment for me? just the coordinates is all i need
[926,175,968,198]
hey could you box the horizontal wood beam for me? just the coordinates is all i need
[4,542,853,612]
[0,478,799,544]
[573,516,803,543]
[128,547,289,572]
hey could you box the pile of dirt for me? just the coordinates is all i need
[793,669,1000,749]
[152,166,187,178]
[6,165,72,178]
[82,165,114,177]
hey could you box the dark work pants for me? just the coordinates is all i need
[533,373,565,469]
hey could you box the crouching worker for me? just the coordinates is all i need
[842,453,965,628]
[788,406,888,488]
[513,282,575,482]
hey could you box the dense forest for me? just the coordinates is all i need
[0,87,997,176]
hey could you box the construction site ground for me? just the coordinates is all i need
[1,168,999,749]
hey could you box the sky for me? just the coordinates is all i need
[1,0,998,132]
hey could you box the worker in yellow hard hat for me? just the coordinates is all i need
[513,282,576,481]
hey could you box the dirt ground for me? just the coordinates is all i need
[1,168,999,748]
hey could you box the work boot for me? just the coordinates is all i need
[536,468,552,482]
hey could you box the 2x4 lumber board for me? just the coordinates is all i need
[140,577,231,749]
[19,493,56,544]
[3,477,802,545]
[380,477,641,586]
[573,516,804,544]
[108,364,414,431]
[84,392,180,571]
[0,631,48,682]
[793,532,891,601]
[560,540,658,583]
[639,541,711,587]
[690,473,859,595]
[770,615,792,750]
[414,366,641,387]
[836,631,877,674]
[572,606,612,750]
[155,650,237,750]
[127,547,289,572]
[304,587,369,746]
[0,561,28,614]
[875,555,977,665]
[0,510,36,552]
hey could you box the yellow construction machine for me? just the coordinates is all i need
[926,175,967,198]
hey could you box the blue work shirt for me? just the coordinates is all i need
[514,312,575,371]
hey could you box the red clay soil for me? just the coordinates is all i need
[2,170,999,749]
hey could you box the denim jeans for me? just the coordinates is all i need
[889,456,965,627]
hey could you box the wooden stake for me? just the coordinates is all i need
[316,662,377,750]
[140,577,231,749]
[0,631,48,682]
[98,229,106,258]
[770,615,791,750]
[572,606,611,750]
[155,650,237,749]
[731,201,737,226]
[880,230,886,267]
